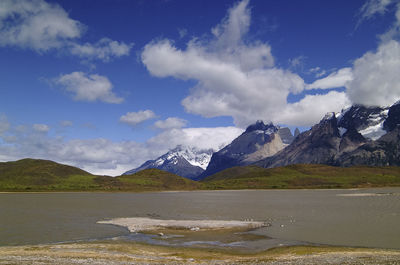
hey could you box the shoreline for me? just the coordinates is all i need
[1,186,399,193]
[1,241,399,264]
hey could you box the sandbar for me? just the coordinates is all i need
[97,217,266,232]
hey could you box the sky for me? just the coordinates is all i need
[1,0,400,175]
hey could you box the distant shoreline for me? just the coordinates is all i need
[1,186,400,193]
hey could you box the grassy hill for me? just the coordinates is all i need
[0,158,100,191]
[201,164,400,189]
[97,169,201,191]
[2,159,400,191]
[0,159,200,191]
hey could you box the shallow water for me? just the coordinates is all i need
[0,188,399,250]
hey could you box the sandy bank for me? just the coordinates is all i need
[97,217,266,232]
[1,242,399,265]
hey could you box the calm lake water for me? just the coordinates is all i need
[0,188,399,250]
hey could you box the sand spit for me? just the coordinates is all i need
[97,217,266,232]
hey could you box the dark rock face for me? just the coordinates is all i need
[197,121,285,180]
[256,102,399,169]
[383,102,400,132]
[337,105,387,131]
[294,128,300,138]
[339,127,366,153]
[257,114,342,168]
[278,127,294,144]
[338,127,400,167]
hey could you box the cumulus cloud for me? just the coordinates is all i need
[307,67,353,90]
[69,38,133,62]
[147,126,243,151]
[0,117,243,175]
[275,91,351,126]
[119,110,156,127]
[154,117,188,130]
[344,0,400,107]
[33,123,50,133]
[141,0,339,127]
[55,72,123,104]
[346,40,400,106]
[0,0,132,61]
[0,0,83,51]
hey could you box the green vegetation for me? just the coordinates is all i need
[201,164,400,189]
[99,168,201,191]
[1,159,400,191]
[0,159,200,191]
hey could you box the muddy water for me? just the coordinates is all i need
[0,188,399,250]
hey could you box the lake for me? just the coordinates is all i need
[1,188,399,250]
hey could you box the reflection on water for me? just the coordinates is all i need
[0,188,399,250]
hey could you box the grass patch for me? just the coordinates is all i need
[201,164,400,189]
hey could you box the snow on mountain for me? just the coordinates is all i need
[156,145,213,170]
[336,105,389,140]
[123,145,214,179]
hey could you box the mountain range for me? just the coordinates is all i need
[125,101,400,180]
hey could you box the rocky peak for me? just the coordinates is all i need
[383,101,400,132]
[294,128,300,138]
[245,120,278,134]
[336,105,389,140]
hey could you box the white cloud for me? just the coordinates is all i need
[69,38,133,62]
[275,91,351,126]
[0,114,10,135]
[307,67,353,90]
[147,126,243,151]
[0,0,83,51]
[33,123,49,133]
[358,0,395,24]
[119,110,156,127]
[0,0,132,61]
[0,116,243,175]
[308,67,327,78]
[142,0,337,127]
[154,117,188,130]
[55,72,123,104]
[346,40,400,106]
[289,55,306,69]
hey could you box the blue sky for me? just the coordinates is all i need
[1,0,400,175]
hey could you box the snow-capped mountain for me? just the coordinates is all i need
[256,102,400,169]
[123,145,214,179]
[336,105,389,140]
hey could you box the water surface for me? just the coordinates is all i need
[0,188,399,250]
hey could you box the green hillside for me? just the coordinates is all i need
[2,159,400,191]
[104,169,201,191]
[0,159,200,191]
[0,159,100,191]
[201,164,400,189]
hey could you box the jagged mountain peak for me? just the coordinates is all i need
[123,145,214,179]
[245,120,278,134]
[335,104,389,141]
[161,145,214,170]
